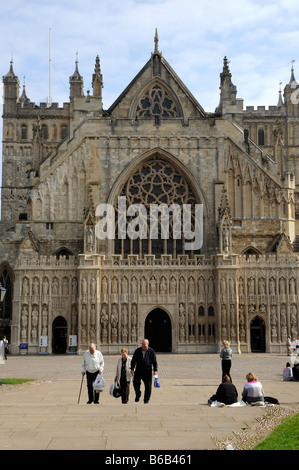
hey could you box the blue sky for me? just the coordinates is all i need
[1,0,299,182]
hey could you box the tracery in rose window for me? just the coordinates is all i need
[114,156,201,258]
[135,84,179,121]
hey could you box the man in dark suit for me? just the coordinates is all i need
[130,339,158,403]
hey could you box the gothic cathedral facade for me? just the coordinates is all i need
[1,33,299,354]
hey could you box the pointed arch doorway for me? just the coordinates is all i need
[144,308,172,352]
[250,316,265,352]
[52,316,67,354]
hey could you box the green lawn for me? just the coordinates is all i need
[253,413,299,450]
[0,378,34,385]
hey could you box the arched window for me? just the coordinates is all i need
[55,248,73,259]
[198,306,204,316]
[42,125,48,140]
[21,124,27,140]
[114,156,201,259]
[258,129,265,146]
[61,125,68,140]
[242,247,260,259]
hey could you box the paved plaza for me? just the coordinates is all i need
[0,352,298,453]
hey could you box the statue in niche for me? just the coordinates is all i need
[289,278,296,295]
[239,278,244,296]
[290,305,298,337]
[90,277,96,297]
[280,305,287,340]
[71,305,78,334]
[72,277,78,296]
[222,227,229,252]
[279,277,286,295]
[188,277,195,296]
[52,278,59,295]
[160,277,167,294]
[42,277,49,296]
[100,304,108,342]
[179,277,186,294]
[170,277,176,294]
[131,277,137,296]
[42,305,48,336]
[85,226,94,252]
[102,277,108,295]
[121,277,128,294]
[32,278,39,296]
[269,278,275,295]
[62,278,69,295]
[31,307,38,343]
[131,304,137,342]
[22,278,29,296]
[188,305,195,339]
[21,305,28,342]
[270,305,278,342]
[248,277,255,295]
[112,277,118,294]
[179,303,186,341]
[111,304,119,342]
[81,305,87,330]
[140,277,147,295]
[258,278,265,295]
[150,277,157,295]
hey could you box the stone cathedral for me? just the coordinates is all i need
[1,32,299,355]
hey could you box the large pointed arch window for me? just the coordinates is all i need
[114,156,201,258]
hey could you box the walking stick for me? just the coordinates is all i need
[78,375,84,404]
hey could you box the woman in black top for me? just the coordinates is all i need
[209,375,238,405]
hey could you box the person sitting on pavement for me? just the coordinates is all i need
[208,374,238,406]
[283,362,294,381]
[242,372,264,405]
[292,360,299,381]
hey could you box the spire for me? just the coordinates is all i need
[69,53,84,99]
[19,76,30,106]
[2,59,20,113]
[277,81,284,107]
[3,59,18,82]
[285,60,298,91]
[92,55,103,99]
[154,28,160,54]
[289,60,296,84]
[215,56,237,114]
[70,52,83,81]
[220,56,232,85]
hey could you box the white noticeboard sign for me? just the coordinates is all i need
[69,335,77,347]
[39,336,48,347]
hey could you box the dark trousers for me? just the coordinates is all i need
[120,379,130,403]
[86,371,100,403]
[133,372,152,402]
[221,360,232,381]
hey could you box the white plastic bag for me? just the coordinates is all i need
[93,374,106,391]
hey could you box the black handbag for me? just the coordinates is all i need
[113,381,121,398]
